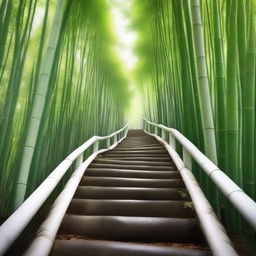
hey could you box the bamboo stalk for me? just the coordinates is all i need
[13,0,67,209]
[242,1,255,198]
[190,0,218,165]
[225,0,240,232]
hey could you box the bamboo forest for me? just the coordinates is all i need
[0,0,255,255]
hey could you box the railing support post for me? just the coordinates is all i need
[93,141,99,153]
[75,154,83,169]
[161,129,165,140]
[113,134,117,144]
[106,138,111,148]
[183,147,192,170]
[168,132,176,150]
[154,126,158,135]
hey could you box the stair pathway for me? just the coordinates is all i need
[52,130,210,256]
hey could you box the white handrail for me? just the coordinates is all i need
[143,117,256,230]
[145,130,238,256]
[0,125,128,255]
[23,136,126,256]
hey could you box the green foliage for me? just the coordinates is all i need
[132,0,255,234]
[0,0,255,240]
[0,0,130,215]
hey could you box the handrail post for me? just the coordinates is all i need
[93,141,99,153]
[75,154,83,169]
[154,126,158,135]
[168,132,176,150]
[161,128,165,140]
[106,138,111,148]
[183,147,192,170]
[113,134,117,144]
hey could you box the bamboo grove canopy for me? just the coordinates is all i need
[0,0,255,235]
[0,0,130,215]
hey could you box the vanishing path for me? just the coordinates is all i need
[52,130,209,256]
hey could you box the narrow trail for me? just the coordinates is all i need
[52,130,210,256]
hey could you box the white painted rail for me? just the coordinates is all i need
[143,117,256,230]
[0,125,128,255]
[144,129,237,256]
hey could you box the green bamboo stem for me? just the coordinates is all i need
[225,0,240,232]
[212,0,226,170]
[242,2,255,198]
[190,0,218,165]
[13,0,67,209]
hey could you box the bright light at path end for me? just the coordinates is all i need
[111,4,138,70]
[110,0,143,128]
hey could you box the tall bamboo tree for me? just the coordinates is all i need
[13,0,68,209]
[190,0,218,164]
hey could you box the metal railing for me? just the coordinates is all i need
[143,118,256,230]
[0,125,128,255]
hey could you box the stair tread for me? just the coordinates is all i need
[104,154,170,157]
[103,156,172,161]
[89,163,174,170]
[59,215,204,243]
[67,199,194,217]
[93,159,172,166]
[75,186,189,200]
[85,169,180,179]
[53,239,210,256]
[115,146,163,150]
[80,176,185,188]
